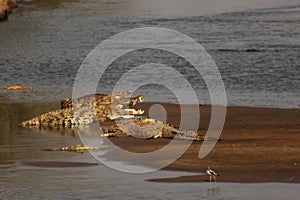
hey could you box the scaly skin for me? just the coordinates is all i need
[48,145,100,153]
[21,91,144,127]
[20,91,204,141]
[102,118,205,141]
[0,85,32,90]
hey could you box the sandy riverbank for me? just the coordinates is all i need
[0,0,17,21]
[15,101,300,183]
[105,102,300,183]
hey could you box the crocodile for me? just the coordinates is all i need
[0,85,32,90]
[20,91,205,141]
[46,144,100,153]
[21,90,145,127]
[101,118,204,141]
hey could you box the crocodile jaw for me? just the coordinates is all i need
[124,108,145,115]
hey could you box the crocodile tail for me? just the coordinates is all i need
[20,117,41,127]
[20,108,73,127]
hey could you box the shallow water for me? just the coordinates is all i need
[0,102,300,199]
[0,0,300,199]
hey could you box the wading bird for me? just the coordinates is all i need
[206,167,219,182]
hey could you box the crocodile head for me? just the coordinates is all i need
[109,95,144,119]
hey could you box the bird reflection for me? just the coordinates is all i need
[207,184,219,200]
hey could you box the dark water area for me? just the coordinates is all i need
[0,0,300,199]
[0,0,299,107]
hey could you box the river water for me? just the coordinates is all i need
[0,0,299,107]
[0,0,300,199]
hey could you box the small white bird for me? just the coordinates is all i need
[206,167,219,182]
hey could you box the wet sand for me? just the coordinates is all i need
[108,102,300,183]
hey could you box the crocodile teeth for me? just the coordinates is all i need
[137,109,144,115]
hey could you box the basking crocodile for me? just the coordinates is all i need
[21,91,205,141]
[46,144,100,153]
[21,90,145,127]
[0,85,32,90]
[101,118,204,141]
